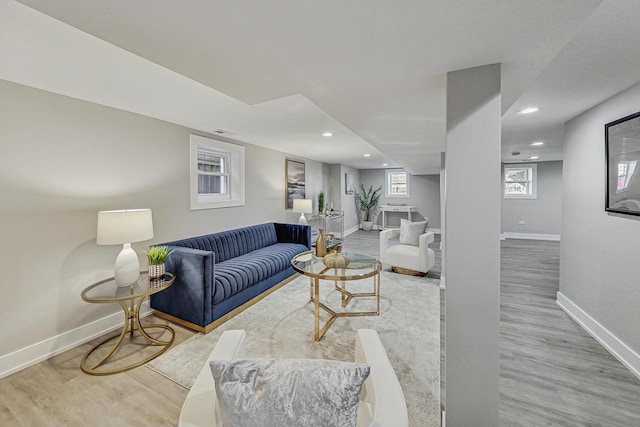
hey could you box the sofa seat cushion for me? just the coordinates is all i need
[212,243,307,304]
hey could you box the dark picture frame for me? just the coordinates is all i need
[285,159,305,209]
[605,111,640,216]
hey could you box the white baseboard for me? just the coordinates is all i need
[0,301,152,380]
[502,232,560,241]
[344,225,360,237]
[556,292,640,380]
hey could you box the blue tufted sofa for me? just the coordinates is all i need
[150,222,310,332]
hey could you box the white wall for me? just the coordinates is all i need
[501,160,563,236]
[340,165,360,232]
[359,169,441,229]
[560,81,640,367]
[0,80,328,375]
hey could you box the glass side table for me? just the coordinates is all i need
[80,272,176,375]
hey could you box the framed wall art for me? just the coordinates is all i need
[285,159,305,209]
[345,173,354,195]
[605,111,640,216]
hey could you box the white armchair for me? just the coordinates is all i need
[179,329,408,427]
[380,228,435,275]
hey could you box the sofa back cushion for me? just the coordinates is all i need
[163,223,278,263]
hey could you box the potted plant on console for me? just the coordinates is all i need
[146,246,174,279]
[355,184,382,231]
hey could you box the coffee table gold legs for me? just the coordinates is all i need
[312,272,381,342]
[81,295,175,375]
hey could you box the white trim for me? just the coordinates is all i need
[0,302,152,380]
[556,292,640,380]
[501,232,560,241]
[343,225,360,237]
[439,276,446,289]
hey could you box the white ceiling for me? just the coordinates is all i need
[5,0,640,174]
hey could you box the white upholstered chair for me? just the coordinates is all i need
[178,329,408,427]
[380,227,435,275]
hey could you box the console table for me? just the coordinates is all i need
[380,205,417,229]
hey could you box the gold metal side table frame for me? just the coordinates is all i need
[80,273,176,375]
[292,252,382,341]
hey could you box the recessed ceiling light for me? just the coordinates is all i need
[517,107,539,115]
[382,163,388,166]
[529,156,539,160]
[363,153,371,157]
[530,141,544,146]
[322,132,333,137]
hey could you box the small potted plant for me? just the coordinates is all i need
[354,184,382,231]
[146,246,174,279]
[318,191,325,214]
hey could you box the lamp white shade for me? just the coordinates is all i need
[97,209,154,287]
[293,199,313,224]
[97,209,154,245]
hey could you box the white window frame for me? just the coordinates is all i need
[190,134,245,210]
[504,163,537,199]
[385,169,410,198]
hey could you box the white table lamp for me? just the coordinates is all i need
[293,199,313,224]
[97,209,154,287]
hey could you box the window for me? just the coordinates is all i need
[385,169,410,198]
[190,134,245,210]
[617,160,637,192]
[504,164,537,199]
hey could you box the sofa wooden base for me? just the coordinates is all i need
[391,266,426,276]
[153,273,300,333]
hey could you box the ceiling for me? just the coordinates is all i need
[4,1,640,174]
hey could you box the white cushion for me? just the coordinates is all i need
[210,358,370,427]
[399,219,427,246]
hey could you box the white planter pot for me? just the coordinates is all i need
[362,221,374,231]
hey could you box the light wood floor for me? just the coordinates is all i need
[3,231,640,426]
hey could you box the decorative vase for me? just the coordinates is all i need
[149,263,165,280]
[316,228,327,257]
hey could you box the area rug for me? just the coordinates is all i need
[147,270,440,427]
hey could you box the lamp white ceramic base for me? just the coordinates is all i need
[298,213,308,224]
[114,243,140,287]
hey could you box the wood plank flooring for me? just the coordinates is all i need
[2,231,640,426]
[498,239,640,426]
[0,317,195,427]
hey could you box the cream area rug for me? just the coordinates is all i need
[147,270,440,427]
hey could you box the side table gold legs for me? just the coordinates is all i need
[81,295,175,375]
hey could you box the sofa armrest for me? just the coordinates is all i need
[355,329,408,427]
[150,246,215,328]
[273,222,312,249]
[179,330,246,427]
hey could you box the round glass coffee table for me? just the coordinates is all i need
[80,272,176,375]
[291,251,381,341]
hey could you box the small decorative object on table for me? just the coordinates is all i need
[322,252,350,268]
[146,245,174,279]
[315,228,327,257]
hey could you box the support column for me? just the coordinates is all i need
[444,63,501,426]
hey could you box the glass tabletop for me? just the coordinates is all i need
[81,272,175,303]
[291,251,381,280]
